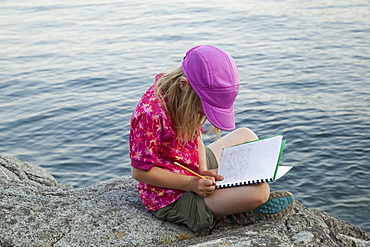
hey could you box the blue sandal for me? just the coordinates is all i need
[227,190,295,224]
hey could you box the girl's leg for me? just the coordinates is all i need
[205,127,269,217]
[205,183,270,217]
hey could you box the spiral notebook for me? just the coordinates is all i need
[216,135,292,189]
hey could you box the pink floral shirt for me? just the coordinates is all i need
[129,74,200,211]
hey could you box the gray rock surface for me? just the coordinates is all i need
[1,154,369,246]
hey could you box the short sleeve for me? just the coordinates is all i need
[129,102,163,170]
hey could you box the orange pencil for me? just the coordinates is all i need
[174,162,206,179]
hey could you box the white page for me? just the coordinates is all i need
[216,135,283,187]
[275,166,293,179]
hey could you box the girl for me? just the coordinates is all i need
[130,45,294,232]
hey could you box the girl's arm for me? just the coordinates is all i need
[198,133,208,174]
[131,166,215,197]
[198,135,224,181]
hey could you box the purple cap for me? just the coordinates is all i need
[182,45,240,130]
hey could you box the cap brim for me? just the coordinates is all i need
[201,100,235,131]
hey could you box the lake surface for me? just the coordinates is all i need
[1,0,369,234]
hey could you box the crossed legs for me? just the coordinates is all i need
[204,127,270,217]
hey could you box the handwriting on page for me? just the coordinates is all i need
[220,146,252,181]
[216,135,289,188]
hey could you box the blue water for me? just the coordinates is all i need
[1,0,369,234]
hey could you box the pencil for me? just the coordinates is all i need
[174,162,206,179]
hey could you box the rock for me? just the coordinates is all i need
[1,154,369,246]
[0,155,58,186]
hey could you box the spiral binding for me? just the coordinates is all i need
[216,178,274,189]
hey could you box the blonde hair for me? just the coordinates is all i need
[154,66,208,143]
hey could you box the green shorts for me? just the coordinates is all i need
[206,146,218,170]
[151,147,219,232]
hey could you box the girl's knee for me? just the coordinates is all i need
[231,127,258,143]
[239,127,258,138]
[254,182,270,205]
[260,182,270,203]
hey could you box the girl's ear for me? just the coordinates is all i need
[179,77,189,90]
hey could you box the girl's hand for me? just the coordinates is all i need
[201,170,224,182]
[189,176,216,197]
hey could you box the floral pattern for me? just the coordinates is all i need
[129,76,200,211]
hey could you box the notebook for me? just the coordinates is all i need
[216,135,292,189]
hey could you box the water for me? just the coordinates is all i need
[1,0,369,234]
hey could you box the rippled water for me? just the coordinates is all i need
[1,0,369,234]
